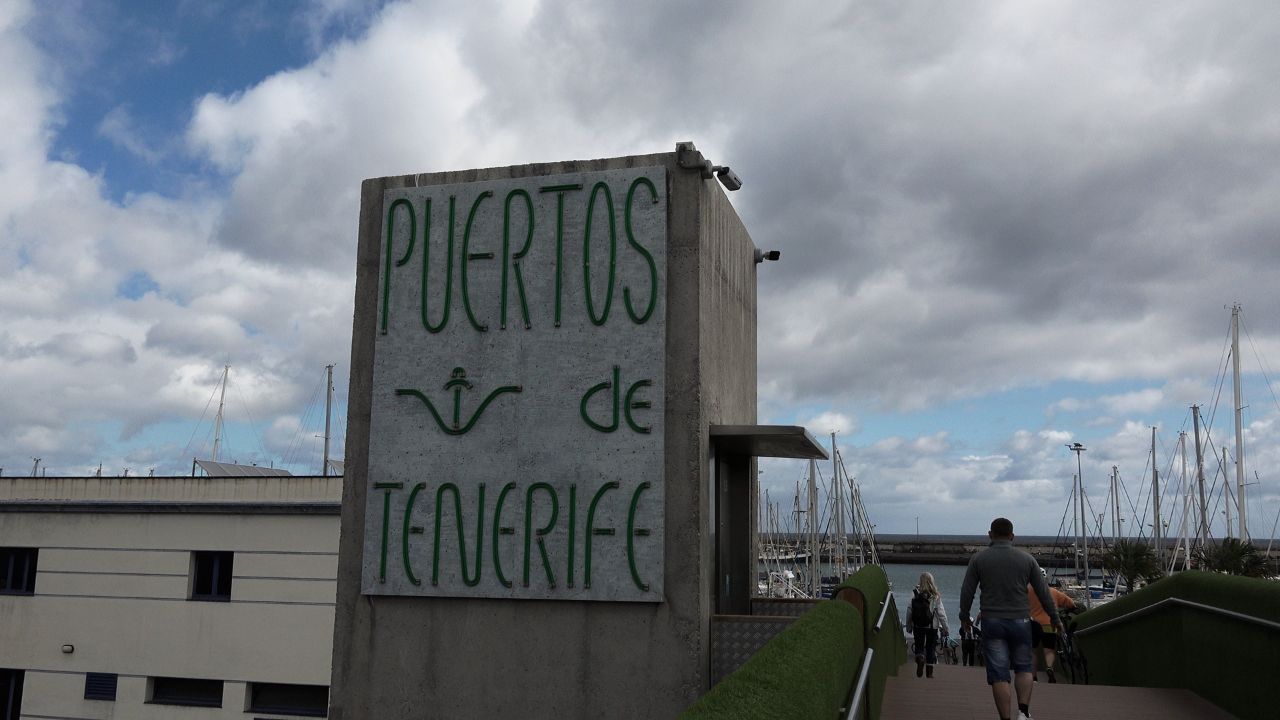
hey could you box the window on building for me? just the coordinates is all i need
[84,672,118,701]
[190,551,233,601]
[149,677,223,707]
[0,548,37,595]
[248,683,329,717]
[1,669,24,720]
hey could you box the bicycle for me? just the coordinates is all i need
[1056,609,1089,684]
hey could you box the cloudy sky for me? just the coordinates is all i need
[3,0,1279,538]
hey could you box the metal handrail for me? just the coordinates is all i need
[843,647,875,720]
[1074,596,1280,637]
[842,596,895,720]
[874,595,894,633]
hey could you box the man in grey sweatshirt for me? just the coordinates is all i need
[960,518,1064,720]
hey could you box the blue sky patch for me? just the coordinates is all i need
[116,270,160,300]
[34,1,339,201]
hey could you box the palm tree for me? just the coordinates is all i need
[1102,539,1162,591]
[1196,538,1271,577]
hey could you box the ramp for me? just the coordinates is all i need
[882,664,1233,719]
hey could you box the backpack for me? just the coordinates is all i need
[911,590,933,628]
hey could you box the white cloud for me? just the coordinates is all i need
[0,2,357,474]
[97,105,161,163]
[1100,388,1164,415]
[798,410,859,437]
[1052,398,1088,413]
[6,0,1280,535]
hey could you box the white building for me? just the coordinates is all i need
[0,472,341,719]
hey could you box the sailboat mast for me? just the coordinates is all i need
[1111,466,1119,544]
[849,474,870,568]
[323,364,335,476]
[211,364,229,462]
[1173,432,1188,574]
[1071,476,1080,580]
[761,488,771,590]
[1218,445,1228,535]
[1231,303,1247,540]
[1181,467,1193,572]
[1223,447,1232,539]
[831,432,845,579]
[806,459,818,596]
[1192,405,1209,550]
[1151,427,1161,564]
[1079,475,1090,599]
[1172,438,1192,571]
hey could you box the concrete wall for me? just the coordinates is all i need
[0,477,340,720]
[330,149,759,719]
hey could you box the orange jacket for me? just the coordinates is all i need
[1028,585,1074,626]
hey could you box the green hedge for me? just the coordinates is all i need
[680,600,863,720]
[681,565,904,720]
[836,564,891,606]
[836,565,906,719]
[1073,571,1280,720]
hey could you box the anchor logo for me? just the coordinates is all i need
[396,367,522,435]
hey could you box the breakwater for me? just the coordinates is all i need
[764,533,1280,568]
[874,539,1067,567]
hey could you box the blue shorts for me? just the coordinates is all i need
[981,617,1034,684]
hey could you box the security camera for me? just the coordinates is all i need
[714,166,742,191]
[754,249,781,264]
[675,143,743,190]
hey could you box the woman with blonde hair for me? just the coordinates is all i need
[909,571,950,678]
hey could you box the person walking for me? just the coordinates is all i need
[960,518,1064,720]
[1028,568,1075,682]
[909,571,950,678]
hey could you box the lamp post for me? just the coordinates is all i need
[1067,442,1090,609]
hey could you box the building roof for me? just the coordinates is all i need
[709,424,830,459]
[0,474,343,512]
[195,459,293,477]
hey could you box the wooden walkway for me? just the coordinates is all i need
[881,664,1235,719]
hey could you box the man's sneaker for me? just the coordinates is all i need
[1017,712,1033,720]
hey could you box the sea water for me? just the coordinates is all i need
[883,562,969,634]
[760,561,973,632]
